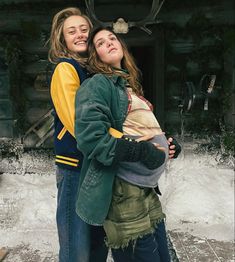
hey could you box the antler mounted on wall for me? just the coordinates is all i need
[85,0,165,35]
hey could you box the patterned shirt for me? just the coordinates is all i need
[123,88,163,137]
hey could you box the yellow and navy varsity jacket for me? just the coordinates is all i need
[50,58,88,171]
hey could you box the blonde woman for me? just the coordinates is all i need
[48,9,107,262]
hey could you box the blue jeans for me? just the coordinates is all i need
[111,220,171,262]
[56,166,108,262]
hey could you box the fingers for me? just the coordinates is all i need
[168,137,178,158]
[168,149,175,159]
[167,137,173,145]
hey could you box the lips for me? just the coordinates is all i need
[108,47,117,53]
[75,40,87,46]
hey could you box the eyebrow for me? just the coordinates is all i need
[95,33,114,44]
[65,26,76,30]
[65,24,88,31]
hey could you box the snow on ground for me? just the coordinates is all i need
[0,149,59,260]
[0,172,57,251]
[159,142,234,242]
[0,140,234,260]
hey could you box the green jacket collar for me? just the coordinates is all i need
[108,69,128,87]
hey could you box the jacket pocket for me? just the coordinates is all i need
[82,160,102,189]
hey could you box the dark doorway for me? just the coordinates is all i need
[130,44,165,127]
[130,46,155,103]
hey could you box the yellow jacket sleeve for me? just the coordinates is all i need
[50,62,80,137]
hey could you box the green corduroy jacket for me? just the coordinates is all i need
[75,73,129,225]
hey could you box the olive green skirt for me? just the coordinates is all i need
[103,177,165,249]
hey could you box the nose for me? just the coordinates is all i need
[106,40,113,47]
[76,30,84,39]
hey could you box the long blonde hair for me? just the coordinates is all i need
[87,27,143,96]
[48,7,92,65]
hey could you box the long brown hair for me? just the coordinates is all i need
[48,7,92,65]
[87,27,143,95]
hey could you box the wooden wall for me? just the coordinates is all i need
[0,0,234,147]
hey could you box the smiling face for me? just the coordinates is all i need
[63,15,90,54]
[93,29,124,68]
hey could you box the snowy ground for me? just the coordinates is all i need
[160,141,234,242]
[0,139,234,261]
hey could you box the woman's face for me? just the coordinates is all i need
[93,30,123,68]
[63,15,90,54]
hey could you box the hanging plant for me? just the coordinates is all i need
[186,11,212,30]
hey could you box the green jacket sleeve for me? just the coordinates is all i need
[75,74,117,166]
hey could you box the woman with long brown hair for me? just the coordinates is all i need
[75,27,181,261]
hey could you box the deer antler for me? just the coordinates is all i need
[85,0,111,28]
[85,0,165,35]
[129,0,165,35]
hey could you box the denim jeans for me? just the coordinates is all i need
[56,166,108,262]
[111,220,171,262]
